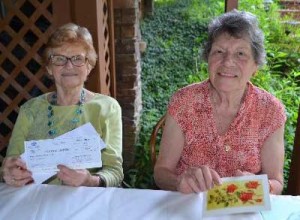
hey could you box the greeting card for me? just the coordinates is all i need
[203,174,271,217]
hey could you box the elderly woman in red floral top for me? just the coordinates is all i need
[154,10,286,195]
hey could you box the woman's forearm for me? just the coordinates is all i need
[154,167,179,191]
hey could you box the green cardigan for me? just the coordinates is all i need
[6,93,123,187]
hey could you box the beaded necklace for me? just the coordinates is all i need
[47,89,85,137]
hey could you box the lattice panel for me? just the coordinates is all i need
[102,0,112,95]
[0,0,56,154]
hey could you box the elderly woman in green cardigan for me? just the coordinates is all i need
[1,23,123,187]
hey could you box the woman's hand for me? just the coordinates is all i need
[2,156,33,187]
[176,166,222,194]
[57,165,98,187]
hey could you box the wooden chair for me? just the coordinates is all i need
[149,114,167,168]
[286,105,300,195]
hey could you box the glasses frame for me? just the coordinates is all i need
[49,54,88,67]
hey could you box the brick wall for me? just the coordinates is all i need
[114,0,142,169]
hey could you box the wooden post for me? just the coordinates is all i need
[107,0,116,97]
[225,0,238,12]
[71,0,107,95]
[286,106,300,195]
[144,0,154,16]
[52,0,72,26]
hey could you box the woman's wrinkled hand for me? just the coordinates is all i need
[2,156,33,187]
[57,164,93,187]
[176,166,222,194]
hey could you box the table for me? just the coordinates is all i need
[0,183,299,220]
[261,195,300,220]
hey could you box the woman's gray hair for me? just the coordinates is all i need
[202,10,266,67]
[43,23,97,68]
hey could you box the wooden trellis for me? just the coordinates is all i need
[0,0,115,158]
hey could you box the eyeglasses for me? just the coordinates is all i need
[49,54,87,67]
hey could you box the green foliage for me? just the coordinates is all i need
[127,0,300,190]
[182,0,224,22]
[251,70,300,189]
[126,0,208,188]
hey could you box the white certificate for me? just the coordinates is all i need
[22,123,106,184]
[24,135,102,173]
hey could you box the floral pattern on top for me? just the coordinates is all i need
[168,80,286,177]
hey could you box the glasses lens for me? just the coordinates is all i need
[51,55,67,66]
[71,55,86,66]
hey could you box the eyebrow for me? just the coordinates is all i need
[52,54,85,57]
[212,44,251,51]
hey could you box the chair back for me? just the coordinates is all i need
[149,114,167,168]
[286,105,300,195]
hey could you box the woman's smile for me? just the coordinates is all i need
[61,72,79,77]
[217,71,237,78]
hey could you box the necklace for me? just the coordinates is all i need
[47,89,85,137]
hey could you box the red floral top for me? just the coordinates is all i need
[168,80,286,177]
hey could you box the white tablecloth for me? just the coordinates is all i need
[261,195,300,220]
[0,183,297,220]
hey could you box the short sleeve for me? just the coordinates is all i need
[168,89,186,120]
[259,95,287,143]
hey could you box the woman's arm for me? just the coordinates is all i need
[2,107,33,186]
[261,125,285,195]
[154,113,221,193]
[96,100,123,187]
[154,113,185,191]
